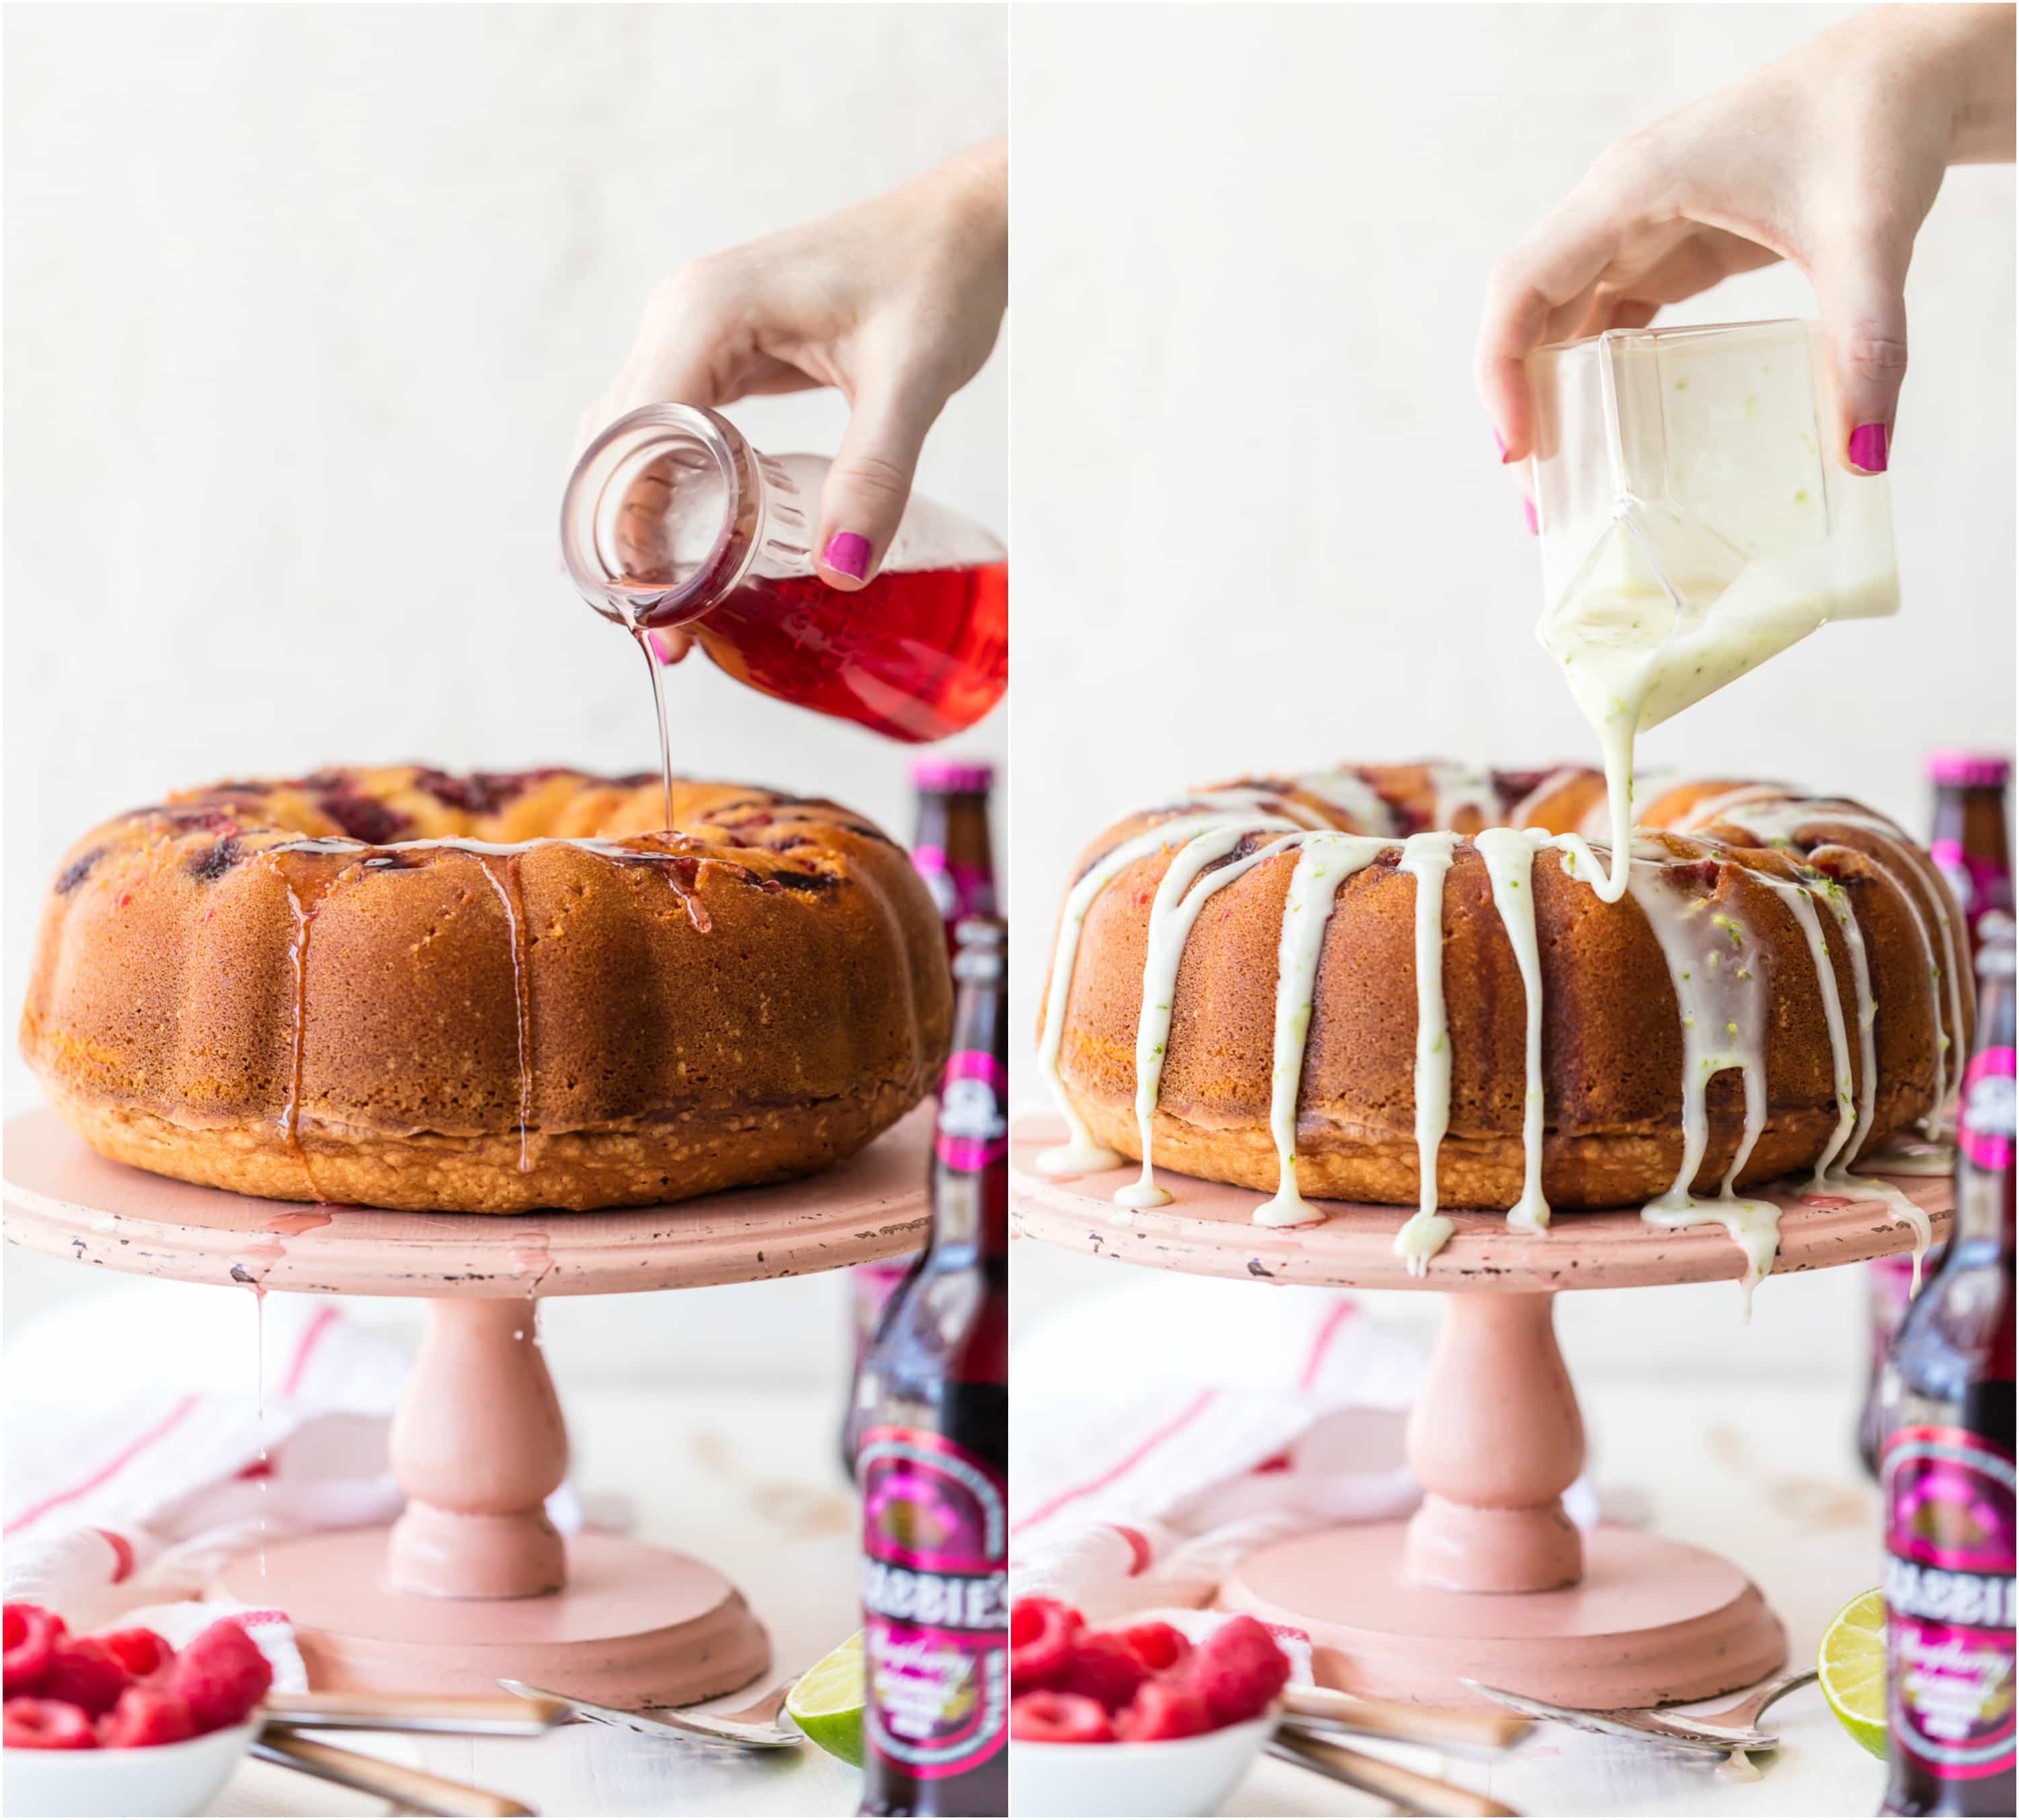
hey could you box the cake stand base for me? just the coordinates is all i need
[1220,1519,1787,1710]
[214,1527,767,1707]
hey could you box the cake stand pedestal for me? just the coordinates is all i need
[3,1105,933,1708]
[1010,1116,1952,1710]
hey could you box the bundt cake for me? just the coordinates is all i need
[22,767,952,1212]
[1034,764,1968,1277]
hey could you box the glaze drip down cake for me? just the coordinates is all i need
[23,767,952,1212]
[1034,764,1967,1280]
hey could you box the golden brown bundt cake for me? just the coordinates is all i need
[22,766,952,1212]
[1033,764,1967,1254]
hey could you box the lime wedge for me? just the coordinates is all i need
[1818,1588,1888,1760]
[787,1631,865,1767]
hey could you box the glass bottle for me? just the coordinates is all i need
[843,762,998,1480]
[1859,755,2014,1474]
[1929,752,2014,961]
[1878,916,2016,1816]
[859,917,1009,1817]
[561,406,1007,744]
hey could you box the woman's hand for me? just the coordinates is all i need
[579,138,1006,659]
[1479,5,2014,486]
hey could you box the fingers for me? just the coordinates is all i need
[1807,233,1911,472]
[813,374,942,589]
[576,260,815,456]
[1476,146,1654,461]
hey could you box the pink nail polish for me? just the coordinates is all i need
[1847,423,1889,474]
[823,532,872,580]
[1495,428,1514,464]
[1522,497,1537,536]
[648,631,676,665]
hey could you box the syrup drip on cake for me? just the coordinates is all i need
[264,853,342,1198]
[255,792,818,1190]
[1035,766,1957,1289]
[474,857,535,1175]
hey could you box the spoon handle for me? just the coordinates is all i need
[253,1735,533,1818]
[1270,1731,1520,1817]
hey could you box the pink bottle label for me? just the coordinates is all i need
[936,1050,1007,1171]
[912,844,997,926]
[1882,1425,2018,1784]
[1957,1046,2016,1172]
[860,1426,1008,1780]
[1931,838,2014,937]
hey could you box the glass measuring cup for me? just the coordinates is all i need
[1524,320,1900,896]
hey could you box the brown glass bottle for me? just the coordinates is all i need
[859,918,1008,1817]
[842,762,998,1480]
[1879,915,2015,1816]
[1857,754,2013,1476]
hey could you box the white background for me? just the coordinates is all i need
[3,3,1006,1385]
[1009,3,2014,1393]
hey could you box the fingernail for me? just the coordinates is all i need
[647,631,678,665]
[822,532,872,580]
[1847,423,1890,474]
[1523,497,1538,536]
[1494,428,1511,463]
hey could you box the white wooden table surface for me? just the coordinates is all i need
[203,1379,1888,1817]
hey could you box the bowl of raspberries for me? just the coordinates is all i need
[3,1603,274,1818]
[1010,1598,1291,1817]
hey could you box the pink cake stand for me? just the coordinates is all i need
[1010,1114,1952,1711]
[3,1104,933,1708]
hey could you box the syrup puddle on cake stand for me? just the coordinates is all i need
[3,1103,934,1707]
[1010,1114,1952,1711]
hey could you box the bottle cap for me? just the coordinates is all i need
[1927,750,2010,789]
[913,758,994,795]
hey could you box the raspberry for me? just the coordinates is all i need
[96,1628,174,1682]
[3,1696,98,1749]
[3,1604,65,1694]
[98,1683,197,1749]
[1055,1633,1146,1712]
[1118,1620,1192,1675]
[40,1640,129,1718]
[1009,1597,1082,1691]
[169,1618,272,1729]
[1117,1676,1213,1741]
[1188,1615,1291,1724]
[1010,1689,1114,1744]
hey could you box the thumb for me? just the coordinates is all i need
[1810,236,1910,474]
[814,379,939,590]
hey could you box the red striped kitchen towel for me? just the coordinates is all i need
[2,1280,578,1653]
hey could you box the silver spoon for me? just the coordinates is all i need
[497,1675,806,1751]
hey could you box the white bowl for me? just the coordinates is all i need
[2,1718,257,1818]
[1010,1709,1277,1817]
